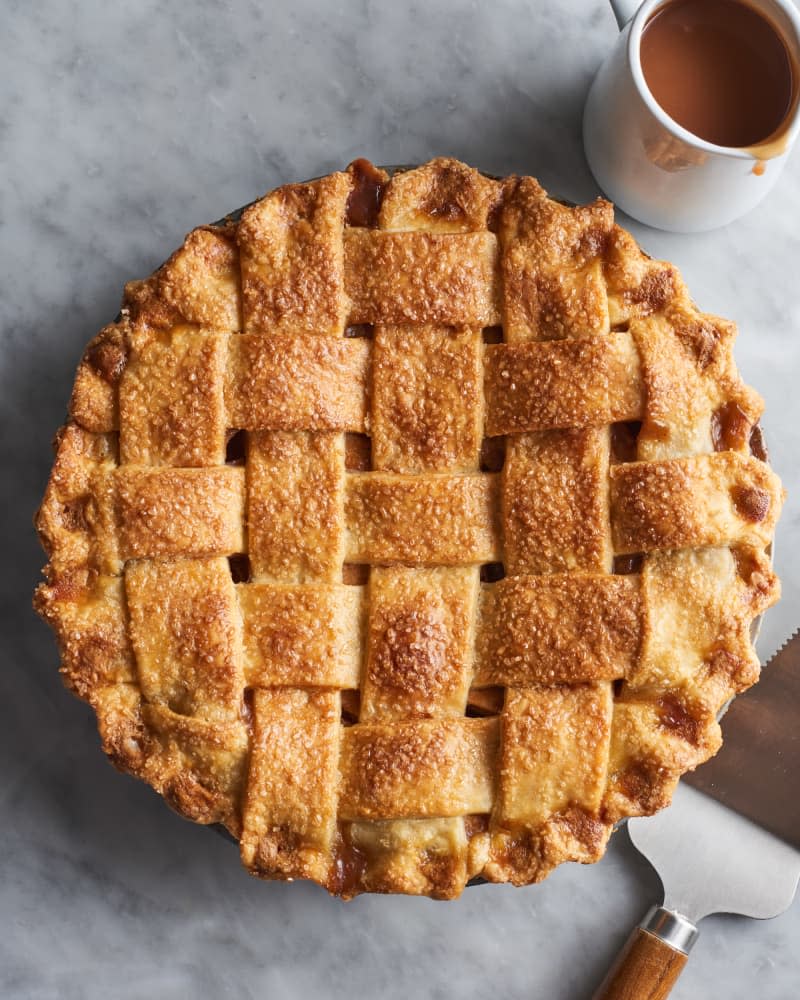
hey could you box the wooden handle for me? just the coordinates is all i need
[593,927,688,1000]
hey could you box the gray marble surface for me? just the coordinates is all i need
[3,1,799,997]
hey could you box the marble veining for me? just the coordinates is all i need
[2,1,798,997]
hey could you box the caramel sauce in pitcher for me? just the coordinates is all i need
[641,0,795,148]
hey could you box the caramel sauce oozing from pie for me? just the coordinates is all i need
[329,827,369,898]
[466,687,504,717]
[486,198,503,234]
[225,429,247,465]
[340,689,361,725]
[228,553,251,583]
[711,401,750,452]
[657,694,702,746]
[346,159,386,228]
[344,324,374,339]
[479,436,505,472]
[421,189,467,223]
[610,421,642,463]
[345,432,372,471]
[612,553,644,575]
[463,814,490,838]
[240,688,255,731]
[342,563,369,586]
[479,562,505,583]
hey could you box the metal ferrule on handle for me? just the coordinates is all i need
[640,906,699,955]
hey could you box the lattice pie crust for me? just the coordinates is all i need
[35,159,783,898]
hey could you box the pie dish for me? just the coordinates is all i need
[34,157,784,899]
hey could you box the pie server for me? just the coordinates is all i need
[594,631,800,999]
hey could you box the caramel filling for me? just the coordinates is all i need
[346,159,386,228]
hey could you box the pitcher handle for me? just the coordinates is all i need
[610,0,640,29]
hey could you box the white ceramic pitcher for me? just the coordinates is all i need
[583,0,800,231]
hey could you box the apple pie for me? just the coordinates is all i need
[34,158,783,898]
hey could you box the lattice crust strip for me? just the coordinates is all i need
[35,158,783,900]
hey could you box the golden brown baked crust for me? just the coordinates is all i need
[34,157,783,899]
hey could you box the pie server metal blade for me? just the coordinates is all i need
[594,633,800,999]
[682,629,800,849]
